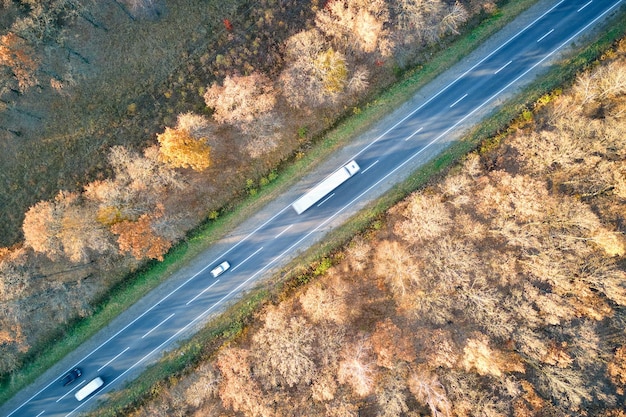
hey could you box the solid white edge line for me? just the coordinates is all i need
[361,160,379,173]
[141,313,176,338]
[56,380,86,403]
[185,280,219,306]
[404,127,423,141]
[578,0,593,12]
[494,60,513,74]
[230,246,264,272]
[275,224,294,239]
[449,93,468,108]
[316,193,335,207]
[537,28,554,42]
[97,347,130,372]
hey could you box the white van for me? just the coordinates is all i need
[74,376,104,401]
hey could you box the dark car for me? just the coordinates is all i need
[61,368,82,386]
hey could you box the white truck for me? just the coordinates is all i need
[75,376,104,401]
[292,160,360,215]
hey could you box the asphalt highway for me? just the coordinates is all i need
[3,0,624,415]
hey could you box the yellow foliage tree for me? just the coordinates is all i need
[315,48,348,94]
[157,127,211,171]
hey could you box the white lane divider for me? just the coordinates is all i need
[361,160,379,174]
[537,28,554,42]
[97,347,129,372]
[449,93,468,108]
[495,60,513,74]
[317,193,335,207]
[405,126,424,141]
[142,313,176,338]
[186,281,219,306]
[275,224,294,239]
[35,411,45,417]
[56,380,85,403]
[578,1,592,12]
[231,247,264,272]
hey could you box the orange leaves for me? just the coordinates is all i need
[111,205,172,261]
[607,346,626,395]
[0,32,39,92]
[461,334,525,377]
[371,319,416,368]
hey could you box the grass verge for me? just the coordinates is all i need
[84,4,626,416]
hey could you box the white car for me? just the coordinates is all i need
[210,261,230,278]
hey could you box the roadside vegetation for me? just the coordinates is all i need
[0,0,532,405]
[102,35,626,417]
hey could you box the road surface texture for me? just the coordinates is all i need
[2,0,623,415]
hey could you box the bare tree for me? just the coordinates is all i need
[252,305,316,388]
[337,336,377,397]
[407,366,451,417]
[204,72,276,129]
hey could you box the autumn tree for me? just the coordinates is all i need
[157,126,211,171]
[439,2,469,36]
[252,304,316,388]
[216,347,273,417]
[371,318,416,368]
[299,274,349,324]
[110,204,172,261]
[315,0,393,57]
[376,371,409,417]
[393,192,452,244]
[279,29,352,109]
[392,0,444,43]
[407,366,451,417]
[0,247,30,301]
[337,336,377,396]
[461,334,524,377]
[12,0,81,46]
[23,190,113,262]
[116,0,165,20]
[84,145,184,239]
[373,239,418,299]
[608,346,626,395]
[0,32,39,94]
[203,72,276,130]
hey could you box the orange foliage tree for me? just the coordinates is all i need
[0,32,39,93]
[110,205,172,261]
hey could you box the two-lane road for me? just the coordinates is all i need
[4,0,623,415]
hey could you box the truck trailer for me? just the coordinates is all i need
[292,160,360,214]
